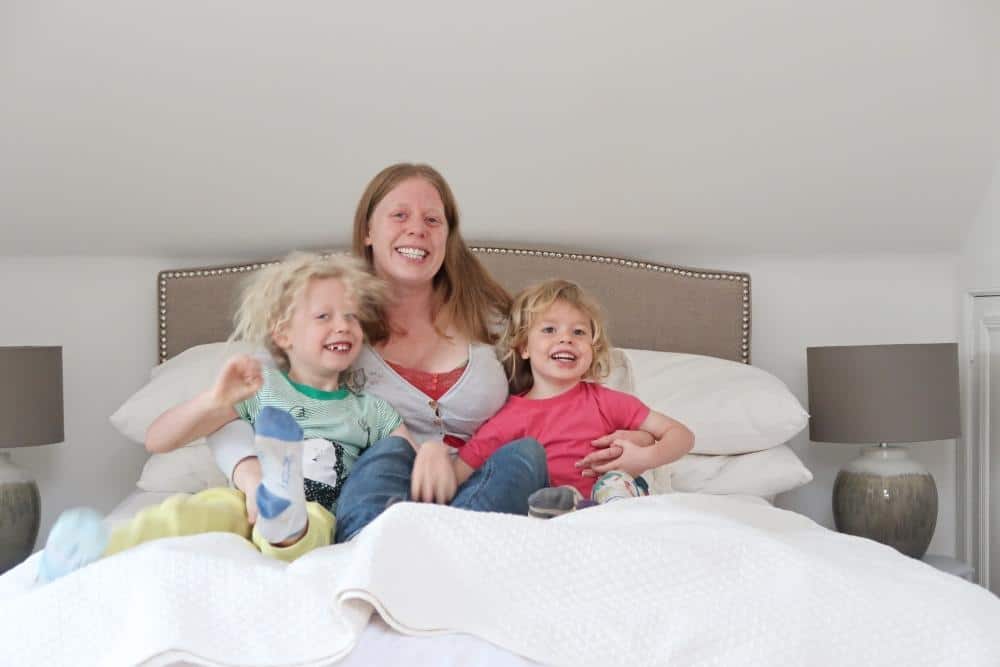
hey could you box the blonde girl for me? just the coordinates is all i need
[455,279,695,517]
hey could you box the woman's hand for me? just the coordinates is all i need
[579,438,655,478]
[576,429,654,477]
[232,456,263,524]
[211,355,263,408]
[411,440,458,504]
[593,429,654,449]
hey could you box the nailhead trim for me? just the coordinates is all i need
[158,248,751,364]
[157,260,283,362]
[470,247,750,364]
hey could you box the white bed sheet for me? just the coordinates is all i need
[137,617,537,667]
[4,491,998,666]
[112,491,772,667]
[106,489,540,667]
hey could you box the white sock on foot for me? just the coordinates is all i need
[253,407,307,544]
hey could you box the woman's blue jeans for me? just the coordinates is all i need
[334,436,548,543]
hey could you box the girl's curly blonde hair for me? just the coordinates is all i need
[230,251,387,375]
[499,279,612,394]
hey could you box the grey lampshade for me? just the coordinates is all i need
[807,343,960,444]
[0,346,64,447]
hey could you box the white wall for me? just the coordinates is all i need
[962,162,1000,290]
[2,251,963,557]
[667,251,962,556]
[955,0,1000,565]
[958,159,1000,562]
[961,0,999,289]
[2,1,995,258]
[0,256,230,549]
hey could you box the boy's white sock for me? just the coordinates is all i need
[253,407,307,544]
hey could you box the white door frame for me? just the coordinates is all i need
[960,289,1000,588]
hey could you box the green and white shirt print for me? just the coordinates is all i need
[235,366,403,512]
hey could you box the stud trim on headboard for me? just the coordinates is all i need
[158,262,280,363]
[469,247,751,364]
[158,247,751,364]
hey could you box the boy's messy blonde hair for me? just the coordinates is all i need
[230,251,387,374]
[499,279,612,394]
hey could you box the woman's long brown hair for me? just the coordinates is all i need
[352,163,512,345]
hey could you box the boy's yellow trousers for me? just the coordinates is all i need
[105,487,334,562]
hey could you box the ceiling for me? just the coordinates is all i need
[2,1,998,259]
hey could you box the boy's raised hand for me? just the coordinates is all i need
[211,355,264,407]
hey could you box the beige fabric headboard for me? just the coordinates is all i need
[157,247,751,364]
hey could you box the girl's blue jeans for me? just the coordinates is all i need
[334,436,548,543]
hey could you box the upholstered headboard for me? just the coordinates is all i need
[157,247,751,364]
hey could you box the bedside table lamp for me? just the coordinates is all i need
[806,343,960,559]
[0,346,64,572]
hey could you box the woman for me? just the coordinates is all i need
[210,163,633,542]
[332,163,559,541]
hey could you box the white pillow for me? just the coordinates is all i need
[137,444,228,493]
[602,348,636,394]
[110,341,262,446]
[644,444,813,497]
[622,349,809,456]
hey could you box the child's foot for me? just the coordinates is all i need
[591,471,649,504]
[253,407,308,544]
[37,507,109,584]
[528,486,584,519]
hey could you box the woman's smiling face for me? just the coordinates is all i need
[364,177,449,289]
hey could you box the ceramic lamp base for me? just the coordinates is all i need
[0,452,41,573]
[832,445,937,559]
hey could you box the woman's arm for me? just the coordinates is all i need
[578,411,694,478]
[209,419,257,484]
[575,430,652,477]
[592,430,654,448]
[231,452,263,524]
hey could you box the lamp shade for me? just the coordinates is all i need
[806,343,960,444]
[0,346,64,447]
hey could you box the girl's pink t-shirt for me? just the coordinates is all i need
[459,382,650,497]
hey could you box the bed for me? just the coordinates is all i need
[1,246,998,667]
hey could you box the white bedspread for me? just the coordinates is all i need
[2,494,999,666]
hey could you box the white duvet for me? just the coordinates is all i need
[1,494,998,667]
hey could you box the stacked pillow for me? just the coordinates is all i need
[621,348,810,456]
[110,342,257,491]
[110,344,812,498]
[614,349,812,495]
